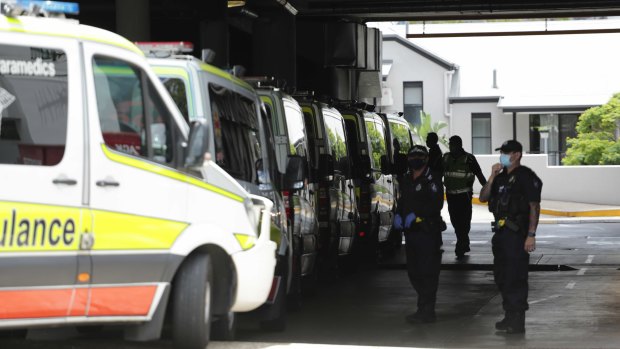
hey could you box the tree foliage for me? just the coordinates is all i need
[410,111,448,147]
[563,93,620,165]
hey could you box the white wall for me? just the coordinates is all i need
[472,154,620,205]
[450,102,535,155]
[382,40,451,140]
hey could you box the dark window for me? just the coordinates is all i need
[389,121,412,155]
[323,112,349,175]
[558,113,578,161]
[472,113,491,154]
[365,118,387,170]
[403,81,423,126]
[209,83,261,183]
[0,44,67,166]
[93,56,177,165]
[160,77,189,123]
[530,113,578,165]
[284,101,307,157]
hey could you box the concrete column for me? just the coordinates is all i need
[199,0,229,69]
[115,0,150,41]
[253,14,296,89]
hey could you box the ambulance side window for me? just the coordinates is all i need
[209,83,261,183]
[93,56,177,165]
[0,44,68,166]
[160,77,189,123]
[366,117,387,171]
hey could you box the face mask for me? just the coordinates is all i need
[408,158,426,170]
[500,153,512,168]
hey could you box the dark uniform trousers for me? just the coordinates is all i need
[446,192,472,254]
[492,227,530,313]
[404,224,442,313]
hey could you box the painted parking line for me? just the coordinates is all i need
[577,268,587,276]
[529,294,561,304]
[585,255,594,264]
[566,281,576,289]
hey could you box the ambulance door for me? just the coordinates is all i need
[83,43,188,319]
[0,39,85,321]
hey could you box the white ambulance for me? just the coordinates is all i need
[0,3,276,349]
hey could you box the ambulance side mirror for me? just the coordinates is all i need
[184,119,211,169]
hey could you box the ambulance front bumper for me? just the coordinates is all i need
[231,196,276,312]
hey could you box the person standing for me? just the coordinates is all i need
[479,140,542,334]
[442,135,487,259]
[394,145,444,323]
[426,132,443,175]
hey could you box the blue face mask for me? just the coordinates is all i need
[500,153,512,168]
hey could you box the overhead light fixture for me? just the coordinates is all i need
[275,0,297,16]
[227,1,246,8]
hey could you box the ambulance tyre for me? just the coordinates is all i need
[172,253,213,349]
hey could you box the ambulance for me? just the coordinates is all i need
[0,2,276,348]
[337,103,395,262]
[142,46,300,331]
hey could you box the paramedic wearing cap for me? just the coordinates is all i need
[479,140,543,334]
[394,145,444,324]
[442,135,487,259]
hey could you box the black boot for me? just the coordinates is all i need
[506,312,525,334]
[495,312,510,331]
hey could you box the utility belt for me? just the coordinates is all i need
[405,215,447,233]
[446,187,472,195]
[491,216,525,235]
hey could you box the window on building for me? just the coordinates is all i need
[471,113,491,154]
[0,44,68,166]
[529,113,578,165]
[403,82,423,126]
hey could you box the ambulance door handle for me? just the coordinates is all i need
[53,177,77,186]
[96,179,120,187]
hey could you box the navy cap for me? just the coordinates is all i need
[408,145,428,156]
[495,140,523,153]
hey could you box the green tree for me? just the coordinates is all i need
[563,93,620,165]
[410,111,448,147]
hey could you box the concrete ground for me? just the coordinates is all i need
[3,216,620,349]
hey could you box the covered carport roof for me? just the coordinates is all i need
[277,0,620,21]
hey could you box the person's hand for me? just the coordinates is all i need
[491,163,503,177]
[393,214,403,230]
[524,236,536,253]
[404,213,416,228]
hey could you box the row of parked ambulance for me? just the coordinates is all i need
[0,2,413,349]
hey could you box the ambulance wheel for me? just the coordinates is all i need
[211,311,236,340]
[172,253,212,349]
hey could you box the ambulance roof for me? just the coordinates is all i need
[147,55,254,92]
[0,15,143,56]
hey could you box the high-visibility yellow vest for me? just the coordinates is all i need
[442,153,474,194]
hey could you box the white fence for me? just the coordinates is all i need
[471,154,620,206]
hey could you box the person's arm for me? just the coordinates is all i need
[479,163,502,202]
[523,173,543,253]
[469,155,487,186]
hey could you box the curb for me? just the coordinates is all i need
[469,197,620,218]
